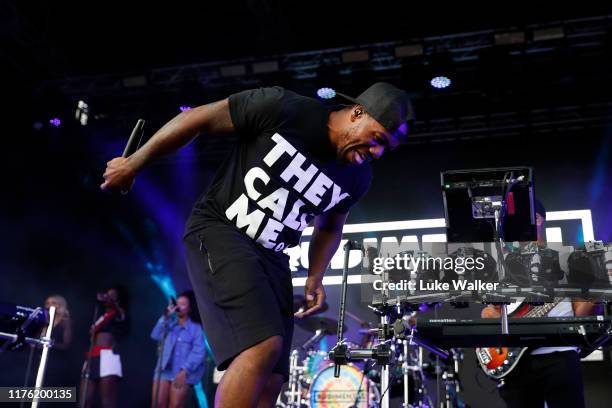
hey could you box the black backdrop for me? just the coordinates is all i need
[1,109,610,407]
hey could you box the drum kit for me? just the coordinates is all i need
[277,291,465,408]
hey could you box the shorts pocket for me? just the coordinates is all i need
[197,234,218,276]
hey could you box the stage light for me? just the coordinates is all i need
[494,31,526,46]
[341,49,369,63]
[49,118,61,127]
[430,76,452,89]
[220,64,247,77]
[395,44,424,58]
[252,60,279,74]
[316,87,336,99]
[179,105,192,112]
[75,100,89,126]
[533,26,564,42]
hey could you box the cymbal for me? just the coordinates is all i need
[295,316,346,335]
[358,328,378,335]
[292,295,329,315]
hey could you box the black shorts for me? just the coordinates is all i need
[184,222,294,381]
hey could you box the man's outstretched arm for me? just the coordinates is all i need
[101,98,233,191]
[296,210,348,318]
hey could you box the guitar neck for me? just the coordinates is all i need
[523,298,564,318]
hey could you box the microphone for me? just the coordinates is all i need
[122,119,145,158]
[164,296,178,317]
[118,119,145,195]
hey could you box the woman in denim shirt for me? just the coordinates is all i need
[151,291,206,408]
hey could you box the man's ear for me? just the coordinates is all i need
[350,105,364,121]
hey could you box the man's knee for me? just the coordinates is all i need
[243,335,283,367]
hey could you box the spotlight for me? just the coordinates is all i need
[316,87,336,100]
[179,105,192,112]
[75,100,89,126]
[49,118,61,127]
[430,76,452,89]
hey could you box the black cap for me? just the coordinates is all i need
[338,82,415,139]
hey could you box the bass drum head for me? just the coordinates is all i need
[308,363,380,407]
[303,351,330,382]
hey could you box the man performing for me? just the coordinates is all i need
[101,82,414,407]
[482,201,599,408]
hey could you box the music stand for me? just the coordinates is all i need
[442,167,536,243]
[441,167,537,334]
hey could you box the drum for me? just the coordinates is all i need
[302,350,330,385]
[302,344,363,385]
[308,363,380,407]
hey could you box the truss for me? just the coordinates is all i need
[44,15,611,98]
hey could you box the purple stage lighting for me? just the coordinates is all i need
[179,105,192,112]
[316,87,336,100]
[49,118,61,127]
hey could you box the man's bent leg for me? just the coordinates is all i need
[215,336,283,408]
[256,373,284,408]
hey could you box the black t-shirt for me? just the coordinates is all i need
[184,87,372,253]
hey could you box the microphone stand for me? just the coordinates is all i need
[20,308,48,408]
[330,241,394,407]
[80,304,98,408]
[153,313,171,408]
[493,206,510,335]
[20,345,36,408]
[31,307,56,408]
[332,240,361,378]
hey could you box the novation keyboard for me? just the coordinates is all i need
[414,316,611,349]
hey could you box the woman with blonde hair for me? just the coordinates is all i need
[46,295,70,328]
[43,294,73,386]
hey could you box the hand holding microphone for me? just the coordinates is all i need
[100,119,145,193]
[164,305,179,318]
[164,296,179,318]
[100,157,137,192]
